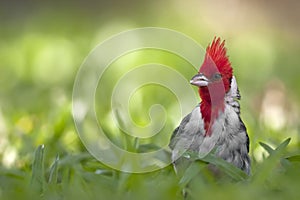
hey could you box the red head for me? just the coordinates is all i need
[190,37,233,136]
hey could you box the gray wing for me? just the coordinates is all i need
[169,105,205,176]
[169,105,205,162]
[169,113,192,150]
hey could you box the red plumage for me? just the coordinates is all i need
[199,37,233,136]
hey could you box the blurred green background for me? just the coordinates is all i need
[0,0,300,199]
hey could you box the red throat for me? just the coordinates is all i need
[199,37,233,136]
[200,86,225,137]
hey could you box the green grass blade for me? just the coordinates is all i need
[48,154,59,184]
[31,144,45,193]
[259,142,275,155]
[179,162,202,187]
[275,138,291,151]
[252,138,291,185]
[200,153,248,181]
[180,150,248,181]
[285,155,300,162]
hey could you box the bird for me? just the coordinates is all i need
[169,37,250,176]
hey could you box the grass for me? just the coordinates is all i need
[1,137,299,200]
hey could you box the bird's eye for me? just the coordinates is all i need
[212,73,222,80]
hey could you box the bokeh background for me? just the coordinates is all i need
[0,0,300,199]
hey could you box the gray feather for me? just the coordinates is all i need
[169,76,251,175]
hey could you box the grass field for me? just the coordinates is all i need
[1,1,300,199]
[2,138,300,200]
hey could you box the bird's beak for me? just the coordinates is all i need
[190,73,209,87]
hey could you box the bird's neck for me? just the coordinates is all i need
[199,86,226,137]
